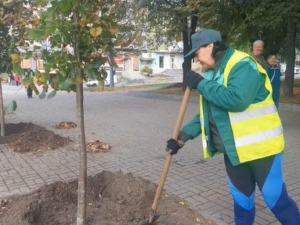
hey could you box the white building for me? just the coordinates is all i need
[139,50,183,74]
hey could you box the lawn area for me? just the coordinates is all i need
[83,83,172,92]
[83,79,300,105]
[148,80,300,105]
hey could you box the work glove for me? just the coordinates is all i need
[166,138,184,155]
[186,70,204,89]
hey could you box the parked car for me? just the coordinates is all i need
[86,75,117,87]
[280,64,300,75]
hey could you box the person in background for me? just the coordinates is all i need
[166,29,300,225]
[9,73,15,85]
[25,69,33,98]
[267,54,281,108]
[14,74,20,86]
[250,40,267,70]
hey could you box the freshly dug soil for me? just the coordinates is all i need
[0,123,71,153]
[0,171,216,225]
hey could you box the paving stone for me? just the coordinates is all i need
[200,190,217,198]
[177,191,195,199]
[254,216,272,225]
[219,208,234,217]
[0,186,9,192]
[207,205,226,214]
[212,211,234,224]
[197,201,217,210]
[256,211,278,223]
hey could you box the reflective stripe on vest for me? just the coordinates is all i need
[235,125,283,147]
[230,104,277,124]
[199,97,210,158]
[199,50,284,163]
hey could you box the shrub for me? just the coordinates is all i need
[141,66,153,76]
[0,73,9,82]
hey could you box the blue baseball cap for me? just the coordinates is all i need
[184,29,222,59]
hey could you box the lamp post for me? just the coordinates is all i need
[109,57,114,88]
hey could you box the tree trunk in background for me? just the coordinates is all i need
[182,16,197,89]
[284,21,296,97]
[0,79,5,136]
[182,19,190,87]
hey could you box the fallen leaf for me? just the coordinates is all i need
[86,140,111,153]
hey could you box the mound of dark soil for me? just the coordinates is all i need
[0,123,71,153]
[0,171,216,225]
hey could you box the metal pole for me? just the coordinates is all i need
[109,59,114,87]
[0,79,5,136]
[123,52,125,71]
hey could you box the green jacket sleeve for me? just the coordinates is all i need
[179,114,201,142]
[197,58,267,112]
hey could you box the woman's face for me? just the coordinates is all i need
[267,55,277,66]
[195,43,215,69]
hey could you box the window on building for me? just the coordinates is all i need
[159,56,164,68]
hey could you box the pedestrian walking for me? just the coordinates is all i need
[25,69,33,98]
[267,54,281,108]
[166,29,300,225]
[9,74,15,85]
[14,74,20,86]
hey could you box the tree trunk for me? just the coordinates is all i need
[182,16,198,89]
[284,21,296,97]
[76,83,87,225]
[73,8,87,225]
[0,79,5,136]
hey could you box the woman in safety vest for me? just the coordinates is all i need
[166,29,300,225]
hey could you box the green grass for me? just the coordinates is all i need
[83,83,172,92]
[0,73,9,82]
[147,87,199,96]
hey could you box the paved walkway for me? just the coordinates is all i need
[1,83,300,225]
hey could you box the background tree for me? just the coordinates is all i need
[114,0,144,49]
[189,0,300,96]
[0,0,35,73]
[0,0,32,135]
[136,0,198,87]
[14,0,119,224]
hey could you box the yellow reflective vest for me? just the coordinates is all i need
[199,50,284,164]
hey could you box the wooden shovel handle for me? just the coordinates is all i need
[151,87,191,212]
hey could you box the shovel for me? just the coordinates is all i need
[138,87,191,225]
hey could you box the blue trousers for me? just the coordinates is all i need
[224,153,300,225]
